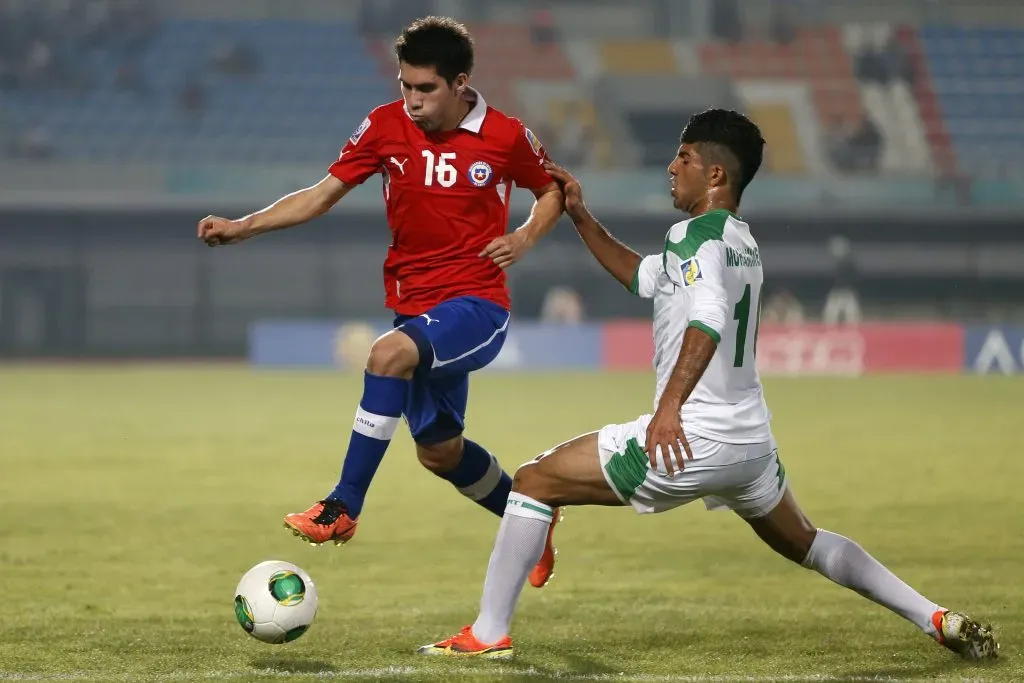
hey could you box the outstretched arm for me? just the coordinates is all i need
[543,161,641,289]
[198,174,352,246]
[645,241,730,475]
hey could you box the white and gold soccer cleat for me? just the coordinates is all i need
[933,610,998,660]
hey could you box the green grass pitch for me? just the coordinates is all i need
[0,367,1021,682]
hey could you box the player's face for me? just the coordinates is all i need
[398,63,463,132]
[667,143,706,212]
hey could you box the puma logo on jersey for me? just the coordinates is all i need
[420,314,439,326]
[389,157,408,174]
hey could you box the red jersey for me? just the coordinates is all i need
[327,91,553,315]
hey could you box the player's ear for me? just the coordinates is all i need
[707,163,727,189]
[453,73,469,94]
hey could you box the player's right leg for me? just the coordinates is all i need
[417,431,623,657]
[283,329,418,545]
[744,487,998,660]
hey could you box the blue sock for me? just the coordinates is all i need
[326,371,408,516]
[438,439,513,517]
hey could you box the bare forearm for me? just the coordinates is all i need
[240,176,350,236]
[239,188,329,235]
[568,206,642,289]
[515,186,564,247]
[658,326,718,412]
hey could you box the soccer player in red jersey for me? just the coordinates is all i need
[197,17,564,587]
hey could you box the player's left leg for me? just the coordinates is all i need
[409,374,513,519]
[418,431,622,658]
[739,471,998,660]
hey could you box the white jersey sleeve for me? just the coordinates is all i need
[629,254,662,299]
[680,240,729,343]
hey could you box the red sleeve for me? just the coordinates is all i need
[327,112,383,186]
[507,120,555,190]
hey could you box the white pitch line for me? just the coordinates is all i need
[0,667,993,683]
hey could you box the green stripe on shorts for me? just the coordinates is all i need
[604,437,648,501]
[775,451,786,490]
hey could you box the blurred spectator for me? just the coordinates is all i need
[855,34,914,87]
[826,115,883,173]
[22,40,57,89]
[769,1,797,45]
[178,74,206,120]
[529,3,557,47]
[761,290,805,325]
[210,41,261,78]
[358,0,432,37]
[540,287,584,324]
[115,0,159,57]
[711,0,743,43]
[0,0,157,94]
[881,34,914,86]
[855,46,890,85]
[114,62,146,95]
[822,236,861,325]
[554,101,595,167]
[8,124,55,160]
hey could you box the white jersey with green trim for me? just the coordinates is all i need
[630,208,772,443]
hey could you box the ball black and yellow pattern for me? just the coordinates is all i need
[267,570,305,606]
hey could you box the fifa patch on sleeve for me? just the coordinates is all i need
[680,257,703,287]
[524,127,544,157]
[349,117,371,145]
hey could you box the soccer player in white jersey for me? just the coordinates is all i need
[417,109,998,661]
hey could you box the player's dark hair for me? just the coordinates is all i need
[395,16,474,84]
[680,109,765,201]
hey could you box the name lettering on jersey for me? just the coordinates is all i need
[349,117,371,145]
[524,127,544,157]
[680,257,703,287]
[467,161,493,187]
[726,246,761,268]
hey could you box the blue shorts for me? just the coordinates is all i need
[394,296,510,445]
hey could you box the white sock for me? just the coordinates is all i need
[471,492,553,644]
[803,529,943,635]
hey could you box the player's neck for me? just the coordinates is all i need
[688,198,738,217]
[438,99,472,133]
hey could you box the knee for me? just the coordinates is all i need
[366,332,418,378]
[416,437,463,474]
[511,462,548,501]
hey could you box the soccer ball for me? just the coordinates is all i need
[233,560,318,644]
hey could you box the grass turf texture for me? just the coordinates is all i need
[0,367,1020,682]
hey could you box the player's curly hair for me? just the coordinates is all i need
[395,16,474,84]
[680,109,765,201]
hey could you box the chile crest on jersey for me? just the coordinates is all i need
[467,161,493,187]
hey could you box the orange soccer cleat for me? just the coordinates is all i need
[283,499,358,546]
[416,625,513,659]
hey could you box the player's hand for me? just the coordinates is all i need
[643,407,693,476]
[197,215,254,247]
[479,229,532,269]
[542,160,584,217]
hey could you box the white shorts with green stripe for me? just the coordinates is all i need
[597,414,786,518]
